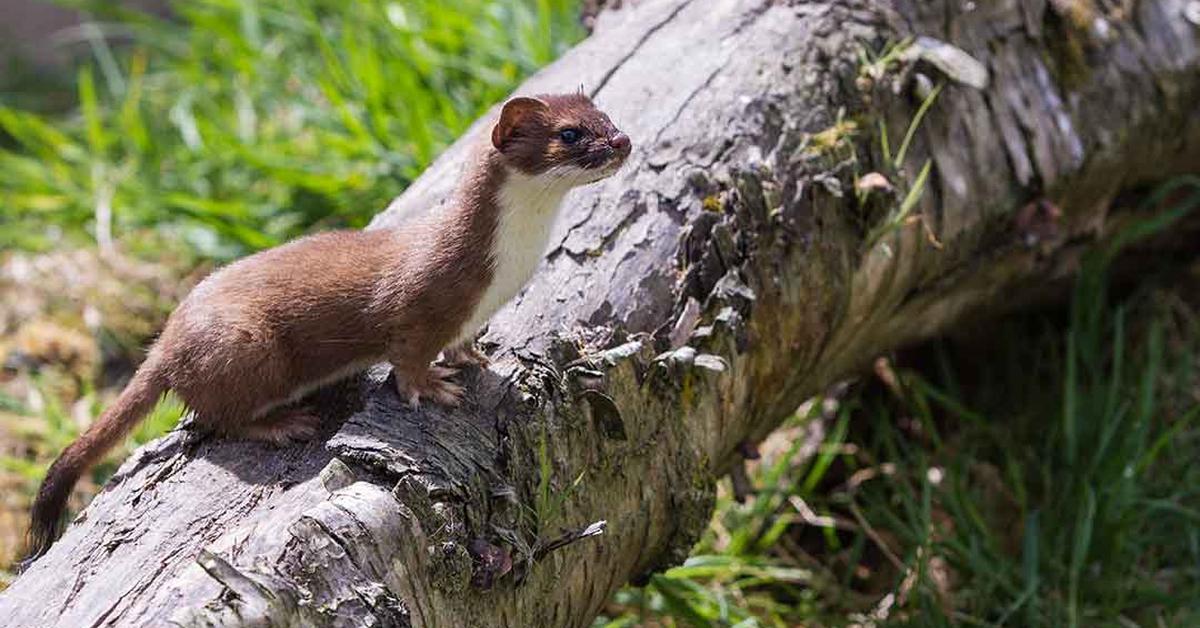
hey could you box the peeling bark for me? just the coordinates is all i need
[3,0,1199,626]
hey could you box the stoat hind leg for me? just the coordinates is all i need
[233,406,322,444]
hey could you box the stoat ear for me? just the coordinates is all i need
[492,96,549,150]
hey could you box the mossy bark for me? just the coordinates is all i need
[2,0,1199,626]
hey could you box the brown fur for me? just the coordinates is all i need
[25,92,630,561]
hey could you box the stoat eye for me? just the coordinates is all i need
[558,128,583,144]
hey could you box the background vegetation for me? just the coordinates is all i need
[1,0,583,258]
[2,2,1198,626]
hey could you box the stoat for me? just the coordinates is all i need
[26,92,631,559]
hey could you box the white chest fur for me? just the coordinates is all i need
[455,170,571,343]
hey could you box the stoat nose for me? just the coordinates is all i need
[610,132,632,156]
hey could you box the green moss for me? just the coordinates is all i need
[1057,0,1099,31]
[804,119,859,158]
[1043,3,1094,90]
[679,372,695,409]
[427,541,473,594]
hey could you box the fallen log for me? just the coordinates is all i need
[3,0,1198,626]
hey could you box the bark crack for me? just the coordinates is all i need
[588,0,694,98]
[652,66,723,145]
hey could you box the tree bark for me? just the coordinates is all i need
[3,0,1199,626]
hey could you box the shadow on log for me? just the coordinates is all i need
[3,0,1199,626]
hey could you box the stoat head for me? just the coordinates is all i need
[490,92,632,186]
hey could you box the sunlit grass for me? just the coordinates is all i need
[0,0,584,258]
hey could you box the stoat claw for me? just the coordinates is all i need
[396,366,464,408]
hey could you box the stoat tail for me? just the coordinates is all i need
[25,353,167,562]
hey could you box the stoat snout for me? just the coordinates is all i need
[610,132,632,158]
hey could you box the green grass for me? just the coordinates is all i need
[0,0,583,259]
[848,312,1199,626]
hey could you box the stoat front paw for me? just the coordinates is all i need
[395,365,464,407]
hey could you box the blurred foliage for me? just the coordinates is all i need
[0,0,583,259]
